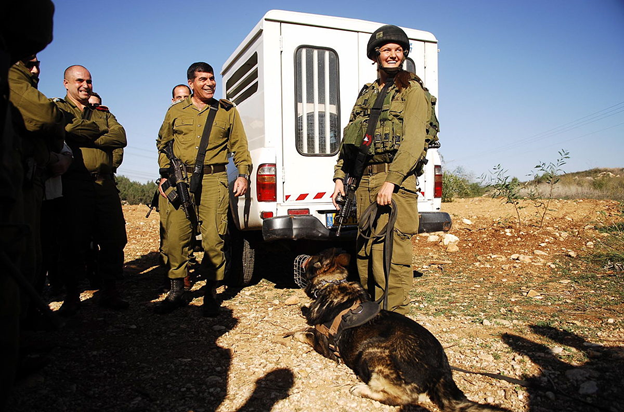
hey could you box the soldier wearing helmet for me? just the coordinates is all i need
[332,25,431,314]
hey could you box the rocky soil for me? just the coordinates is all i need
[7,197,624,412]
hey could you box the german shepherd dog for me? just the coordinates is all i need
[291,249,510,411]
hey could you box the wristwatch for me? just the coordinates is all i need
[238,173,249,179]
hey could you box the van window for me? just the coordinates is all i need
[226,52,258,106]
[295,47,340,156]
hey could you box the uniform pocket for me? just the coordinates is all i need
[173,117,194,136]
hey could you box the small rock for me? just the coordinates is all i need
[447,244,460,253]
[462,218,473,225]
[567,250,578,258]
[579,381,598,395]
[284,296,300,305]
[482,319,492,326]
[534,250,548,256]
[479,353,494,362]
[442,234,459,245]
[586,241,594,248]
[565,368,592,383]
[427,235,440,242]
[551,346,564,355]
[526,290,540,298]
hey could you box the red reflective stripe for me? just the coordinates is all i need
[313,192,325,199]
[285,195,291,201]
[296,194,308,201]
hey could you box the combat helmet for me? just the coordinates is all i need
[366,24,410,60]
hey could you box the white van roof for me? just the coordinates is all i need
[222,9,437,74]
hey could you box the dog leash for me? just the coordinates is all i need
[358,199,397,310]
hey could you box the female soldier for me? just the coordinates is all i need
[332,25,431,314]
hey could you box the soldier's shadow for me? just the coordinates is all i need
[502,325,624,412]
[235,368,294,412]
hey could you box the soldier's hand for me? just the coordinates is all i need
[159,178,168,198]
[48,151,73,177]
[233,176,248,197]
[332,179,345,209]
[376,182,395,206]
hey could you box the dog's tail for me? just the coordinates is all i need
[429,375,511,412]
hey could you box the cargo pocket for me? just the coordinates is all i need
[217,177,229,236]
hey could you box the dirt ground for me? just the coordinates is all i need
[7,197,624,412]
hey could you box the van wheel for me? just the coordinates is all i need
[225,221,256,287]
[239,236,255,285]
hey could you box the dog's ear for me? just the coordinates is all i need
[336,253,350,267]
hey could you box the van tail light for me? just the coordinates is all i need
[434,165,443,199]
[257,163,276,202]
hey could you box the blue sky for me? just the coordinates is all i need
[37,0,624,183]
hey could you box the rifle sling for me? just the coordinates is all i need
[190,100,219,193]
[351,77,394,180]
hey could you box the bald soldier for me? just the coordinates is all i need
[54,65,128,315]
[171,84,191,104]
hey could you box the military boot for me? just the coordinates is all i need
[57,289,81,317]
[201,280,220,318]
[154,278,187,314]
[99,280,129,310]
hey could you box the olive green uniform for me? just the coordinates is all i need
[8,61,64,320]
[334,77,430,314]
[1,1,55,407]
[54,96,127,301]
[157,97,251,282]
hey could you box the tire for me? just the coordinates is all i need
[225,218,256,287]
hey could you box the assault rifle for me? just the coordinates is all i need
[162,141,198,232]
[145,188,160,218]
[334,173,358,236]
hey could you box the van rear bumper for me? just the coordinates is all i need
[262,215,357,241]
[261,211,452,242]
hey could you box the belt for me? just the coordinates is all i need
[185,164,226,174]
[365,163,390,174]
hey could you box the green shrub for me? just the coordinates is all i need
[116,175,158,205]
[442,167,485,202]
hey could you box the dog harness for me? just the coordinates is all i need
[315,300,380,358]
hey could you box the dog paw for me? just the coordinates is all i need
[350,383,369,397]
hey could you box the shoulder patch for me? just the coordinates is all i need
[95,105,110,112]
[219,99,234,110]
[52,97,65,103]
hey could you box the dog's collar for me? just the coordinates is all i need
[311,278,348,298]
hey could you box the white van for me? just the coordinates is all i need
[223,10,452,284]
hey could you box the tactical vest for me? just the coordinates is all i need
[342,75,439,173]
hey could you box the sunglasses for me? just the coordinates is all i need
[23,61,40,69]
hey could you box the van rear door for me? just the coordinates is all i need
[279,23,360,223]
